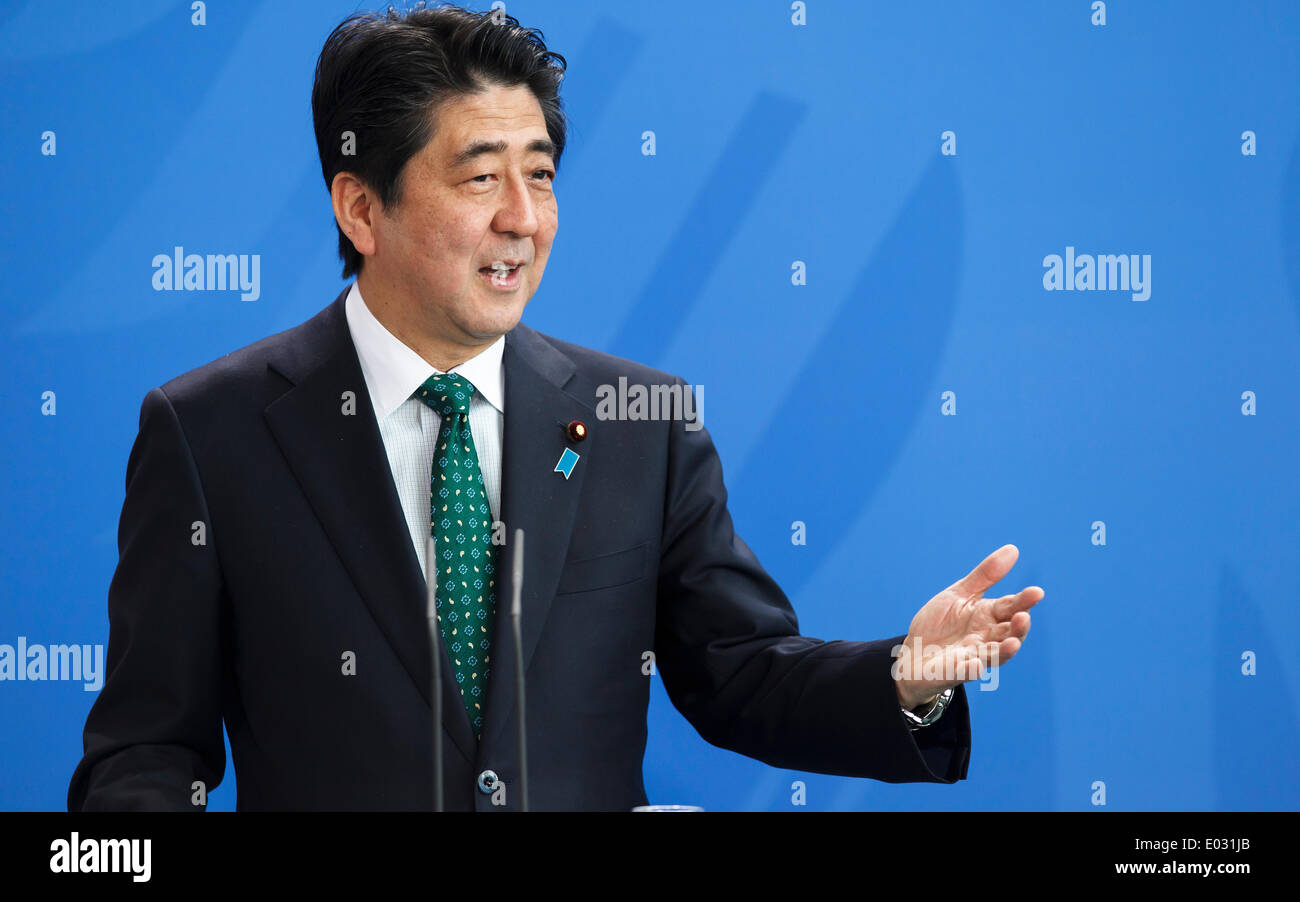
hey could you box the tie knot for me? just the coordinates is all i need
[414,373,476,417]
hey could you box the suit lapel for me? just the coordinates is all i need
[482,323,595,749]
[262,288,476,764]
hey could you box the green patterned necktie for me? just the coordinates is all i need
[414,373,496,738]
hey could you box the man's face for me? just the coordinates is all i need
[367,82,558,348]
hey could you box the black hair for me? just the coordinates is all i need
[311,2,568,279]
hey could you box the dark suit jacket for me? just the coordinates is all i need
[68,285,971,811]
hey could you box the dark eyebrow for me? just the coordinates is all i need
[449,138,556,169]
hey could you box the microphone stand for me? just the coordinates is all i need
[425,536,443,812]
[511,528,529,812]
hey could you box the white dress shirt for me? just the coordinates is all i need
[344,281,505,582]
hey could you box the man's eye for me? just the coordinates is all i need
[470,171,552,184]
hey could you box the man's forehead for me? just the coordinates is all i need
[435,88,550,157]
[444,135,556,168]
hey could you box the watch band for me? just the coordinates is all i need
[900,687,954,730]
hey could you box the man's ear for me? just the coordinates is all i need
[331,171,379,258]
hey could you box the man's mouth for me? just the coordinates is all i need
[478,262,524,289]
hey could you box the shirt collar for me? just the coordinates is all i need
[344,280,505,422]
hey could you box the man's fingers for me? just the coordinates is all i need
[992,586,1044,621]
[951,544,1019,599]
[968,636,1021,670]
[998,636,1023,663]
[949,648,986,682]
[1011,610,1031,638]
[954,622,1028,677]
[983,612,1030,643]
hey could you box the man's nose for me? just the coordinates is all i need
[493,172,540,237]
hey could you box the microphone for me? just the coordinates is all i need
[425,535,444,812]
[511,527,529,812]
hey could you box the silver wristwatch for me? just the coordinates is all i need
[900,687,954,730]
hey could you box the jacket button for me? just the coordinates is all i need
[476,769,499,795]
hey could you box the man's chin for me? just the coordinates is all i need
[458,310,526,342]
[450,286,532,341]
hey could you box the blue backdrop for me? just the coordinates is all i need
[2,0,1298,811]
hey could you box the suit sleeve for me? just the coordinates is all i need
[653,380,971,783]
[67,387,227,811]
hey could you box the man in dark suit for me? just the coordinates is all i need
[69,4,1042,811]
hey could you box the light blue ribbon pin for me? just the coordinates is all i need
[554,447,580,480]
